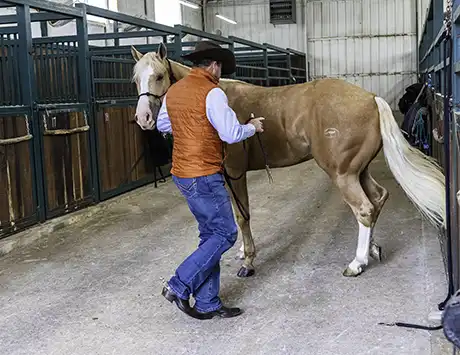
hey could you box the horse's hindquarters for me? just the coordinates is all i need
[307,83,382,177]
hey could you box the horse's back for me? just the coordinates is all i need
[222,77,381,171]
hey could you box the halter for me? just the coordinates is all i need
[137,59,177,100]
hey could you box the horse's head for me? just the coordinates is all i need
[131,43,172,130]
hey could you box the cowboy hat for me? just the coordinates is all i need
[181,40,236,75]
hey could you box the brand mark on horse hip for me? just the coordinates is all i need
[324,128,340,138]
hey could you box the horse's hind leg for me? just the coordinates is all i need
[226,173,256,278]
[334,173,376,277]
[360,168,389,262]
[237,243,245,260]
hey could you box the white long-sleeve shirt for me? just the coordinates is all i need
[157,87,256,144]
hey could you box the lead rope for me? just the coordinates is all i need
[378,322,443,331]
[249,113,274,183]
[223,113,273,221]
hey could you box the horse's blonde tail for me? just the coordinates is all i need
[375,96,446,230]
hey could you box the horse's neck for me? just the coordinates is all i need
[169,60,190,80]
[168,60,254,93]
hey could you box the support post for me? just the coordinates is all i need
[16,4,46,221]
[228,40,235,79]
[263,47,269,86]
[451,0,460,292]
[114,21,119,47]
[173,31,182,60]
[76,7,100,202]
[286,51,292,83]
[40,21,48,37]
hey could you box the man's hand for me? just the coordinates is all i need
[248,117,265,133]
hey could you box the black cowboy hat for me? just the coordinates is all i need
[181,40,236,75]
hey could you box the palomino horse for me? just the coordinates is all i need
[131,43,446,278]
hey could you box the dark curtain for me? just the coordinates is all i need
[141,128,172,173]
[398,83,426,115]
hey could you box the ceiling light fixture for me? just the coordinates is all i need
[179,0,200,9]
[215,13,237,25]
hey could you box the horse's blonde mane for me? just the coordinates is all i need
[132,51,250,86]
[221,77,248,84]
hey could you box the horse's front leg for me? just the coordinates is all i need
[226,173,256,277]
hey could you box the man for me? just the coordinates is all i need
[156,40,265,320]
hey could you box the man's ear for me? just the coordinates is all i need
[157,42,167,60]
[131,46,144,62]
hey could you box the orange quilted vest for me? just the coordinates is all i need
[166,68,223,178]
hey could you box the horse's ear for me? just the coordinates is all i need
[158,42,167,60]
[131,46,144,62]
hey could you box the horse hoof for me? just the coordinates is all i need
[237,266,255,278]
[343,266,362,277]
[370,244,383,262]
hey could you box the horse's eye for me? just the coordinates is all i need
[157,74,164,81]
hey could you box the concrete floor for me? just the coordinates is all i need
[0,152,453,355]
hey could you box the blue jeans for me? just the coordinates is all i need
[168,173,238,313]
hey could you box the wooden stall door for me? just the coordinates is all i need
[0,114,37,237]
[39,109,93,219]
[96,104,170,200]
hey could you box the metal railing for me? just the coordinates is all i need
[0,0,308,239]
[419,3,460,347]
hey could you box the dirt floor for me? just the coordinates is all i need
[0,151,453,355]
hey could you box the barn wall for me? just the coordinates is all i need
[116,0,203,43]
[181,3,203,30]
[117,0,154,20]
[307,0,417,109]
[205,0,419,109]
[180,1,203,43]
[205,0,307,52]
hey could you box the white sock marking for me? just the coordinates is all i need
[236,242,245,259]
[348,222,372,273]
